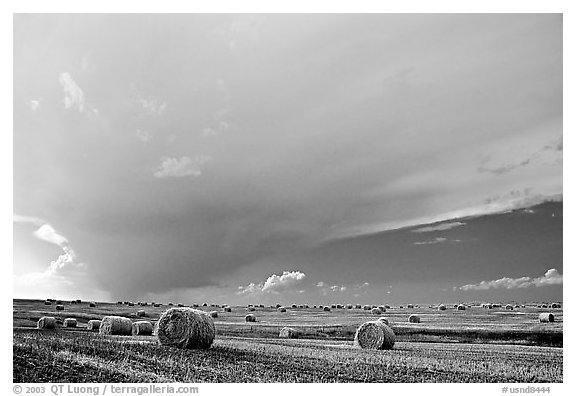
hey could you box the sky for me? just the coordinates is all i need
[13,14,562,305]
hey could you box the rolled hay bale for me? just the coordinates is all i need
[319,305,324,309]
[378,305,386,312]
[63,318,77,328]
[514,304,520,309]
[56,304,64,311]
[505,304,514,310]
[56,300,63,304]
[99,316,133,336]
[453,304,458,309]
[117,301,123,305]
[551,303,561,309]
[89,302,96,307]
[75,299,82,303]
[542,304,549,309]
[355,304,362,309]
[323,306,331,312]
[279,327,299,338]
[336,304,343,309]
[363,305,371,311]
[291,304,297,309]
[277,306,287,312]
[299,305,304,309]
[44,300,51,305]
[132,320,154,336]
[371,307,382,315]
[408,314,421,323]
[177,303,185,308]
[224,307,232,312]
[87,320,101,331]
[168,302,174,306]
[331,304,337,309]
[438,304,447,311]
[246,307,256,312]
[407,304,414,309]
[399,305,404,309]
[37,316,56,329]
[347,304,353,309]
[154,303,161,308]
[457,304,466,311]
[156,307,215,349]
[377,317,389,325]
[275,303,282,308]
[128,302,135,306]
[354,321,395,350]
[209,311,218,318]
[313,305,317,309]
[539,313,554,323]
[385,304,391,309]
[137,310,146,317]
[245,314,256,322]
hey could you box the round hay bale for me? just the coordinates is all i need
[323,306,331,312]
[168,302,174,306]
[551,303,561,309]
[224,307,232,312]
[154,303,161,308]
[279,327,299,338]
[299,305,304,309]
[354,321,395,350]
[89,302,96,308]
[132,320,154,336]
[63,318,77,328]
[275,304,282,308]
[539,313,554,323]
[407,304,414,309]
[378,305,386,312]
[336,304,343,309]
[408,314,421,323]
[99,316,133,336]
[55,304,64,311]
[245,314,256,322]
[247,307,256,312]
[363,305,371,311]
[209,311,218,318]
[277,306,287,312]
[457,304,466,311]
[56,300,63,304]
[371,307,382,315]
[128,302,135,306]
[75,299,82,303]
[355,304,362,309]
[291,304,297,309]
[385,304,391,309]
[177,303,185,308]
[319,305,324,309]
[346,304,353,309]
[505,304,514,310]
[37,316,56,329]
[156,307,215,349]
[399,305,404,309]
[438,304,446,311]
[87,320,101,331]
[377,317,389,325]
[44,300,51,305]
[137,310,146,317]
[542,304,548,308]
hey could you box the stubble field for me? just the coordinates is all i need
[13,299,563,383]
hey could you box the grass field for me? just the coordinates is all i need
[13,299,563,383]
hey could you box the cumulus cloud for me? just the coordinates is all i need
[238,270,306,294]
[136,129,152,143]
[316,282,348,295]
[138,97,167,116]
[29,100,40,111]
[33,224,69,247]
[459,268,563,291]
[414,237,447,245]
[153,156,212,178]
[59,72,86,112]
[413,222,466,233]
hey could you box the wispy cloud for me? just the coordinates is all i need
[459,268,562,291]
[13,214,44,226]
[153,156,212,178]
[316,281,348,295]
[238,271,306,294]
[412,222,466,233]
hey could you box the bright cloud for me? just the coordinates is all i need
[238,270,306,294]
[459,268,563,291]
[413,222,466,233]
[153,156,212,178]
